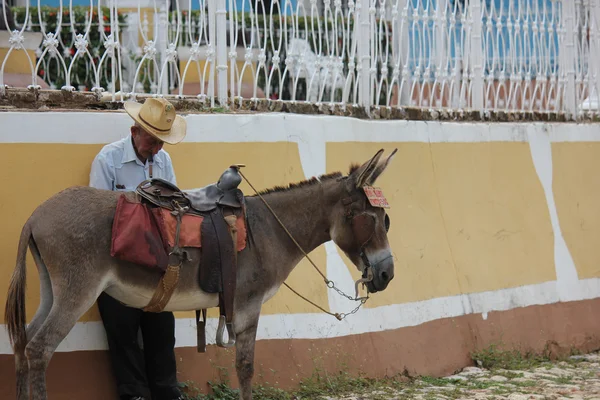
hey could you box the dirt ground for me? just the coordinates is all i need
[323,352,600,400]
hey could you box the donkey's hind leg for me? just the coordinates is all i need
[15,296,53,400]
[16,303,53,400]
[15,241,54,400]
[25,279,102,400]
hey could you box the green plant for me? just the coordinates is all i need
[11,6,128,91]
[471,342,553,371]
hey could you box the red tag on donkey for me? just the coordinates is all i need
[362,186,390,208]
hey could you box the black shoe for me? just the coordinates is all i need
[121,397,146,400]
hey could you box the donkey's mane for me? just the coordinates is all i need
[250,163,362,196]
[348,163,361,174]
[251,171,344,197]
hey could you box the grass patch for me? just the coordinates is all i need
[547,375,574,385]
[181,369,400,400]
[418,376,462,387]
[490,386,516,396]
[180,380,238,400]
[511,380,539,388]
[494,370,524,379]
[471,342,590,373]
[211,106,228,113]
[463,379,503,390]
[471,343,554,371]
[180,346,597,400]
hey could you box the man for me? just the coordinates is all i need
[89,97,187,400]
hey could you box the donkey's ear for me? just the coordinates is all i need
[368,148,397,184]
[352,149,385,188]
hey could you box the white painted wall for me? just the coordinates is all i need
[1,111,600,354]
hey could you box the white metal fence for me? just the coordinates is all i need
[1,0,599,119]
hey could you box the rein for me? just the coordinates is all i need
[238,170,371,321]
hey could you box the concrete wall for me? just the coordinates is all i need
[1,111,600,398]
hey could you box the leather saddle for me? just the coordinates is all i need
[137,165,244,213]
[135,164,246,351]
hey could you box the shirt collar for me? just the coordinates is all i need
[121,134,164,167]
[121,135,139,165]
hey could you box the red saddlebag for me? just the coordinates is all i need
[111,194,169,272]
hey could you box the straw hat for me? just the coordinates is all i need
[124,98,187,145]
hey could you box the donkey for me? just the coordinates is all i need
[5,148,397,400]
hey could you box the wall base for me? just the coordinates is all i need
[2,298,599,399]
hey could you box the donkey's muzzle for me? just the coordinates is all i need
[366,254,394,293]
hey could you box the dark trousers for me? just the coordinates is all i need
[97,292,182,400]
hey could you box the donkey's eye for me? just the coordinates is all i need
[384,214,390,232]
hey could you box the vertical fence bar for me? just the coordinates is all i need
[368,0,376,107]
[561,0,577,118]
[434,0,445,109]
[157,4,169,95]
[469,0,484,112]
[215,0,228,105]
[357,0,371,109]
[580,0,600,115]
[207,0,217,107]
[449,3,468,110]
[589,0,600,114]
[110,0,121,101]
[227,0,236,103]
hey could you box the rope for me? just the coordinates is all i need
[283,282,342,320]
[238,169,329,283]
[238,169,365,321]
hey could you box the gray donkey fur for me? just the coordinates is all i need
[5,149,397,400]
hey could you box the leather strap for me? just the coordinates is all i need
[143,203,187,313]
[143,264,181,312]
[208,208,236,325]
[199,210,224,293]
[196,309,207,353]
[222,213,238,324]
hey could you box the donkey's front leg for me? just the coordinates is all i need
[235,319,259,400]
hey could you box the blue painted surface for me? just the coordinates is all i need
[406,0,561,78]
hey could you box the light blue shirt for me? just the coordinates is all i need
[89,135,177,191]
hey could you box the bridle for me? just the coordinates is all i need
[342,188,391,289]
[238,170,391,320]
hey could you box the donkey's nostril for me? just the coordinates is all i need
[381,271,389,282]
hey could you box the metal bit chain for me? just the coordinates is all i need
[327,279,370,319]
[328,280,369,303]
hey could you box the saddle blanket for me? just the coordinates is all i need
[111,194,247,271]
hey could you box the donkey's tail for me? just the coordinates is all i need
[4,220,31,350]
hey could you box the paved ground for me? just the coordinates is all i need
[324,352,600,400]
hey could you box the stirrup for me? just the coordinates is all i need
[216,315,236,348]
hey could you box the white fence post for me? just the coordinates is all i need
[357,0,371,109]
[207,0,217,107]
[120,11,140,94]
[580,0,600,114]
[215,0,228,105]
[227,0,236,103]
[561,0,577,118]
[392,0,410,107]
[589,0,600,112]
[434,0,445,109]
[157,4,170,96]
[469,0,484,113]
